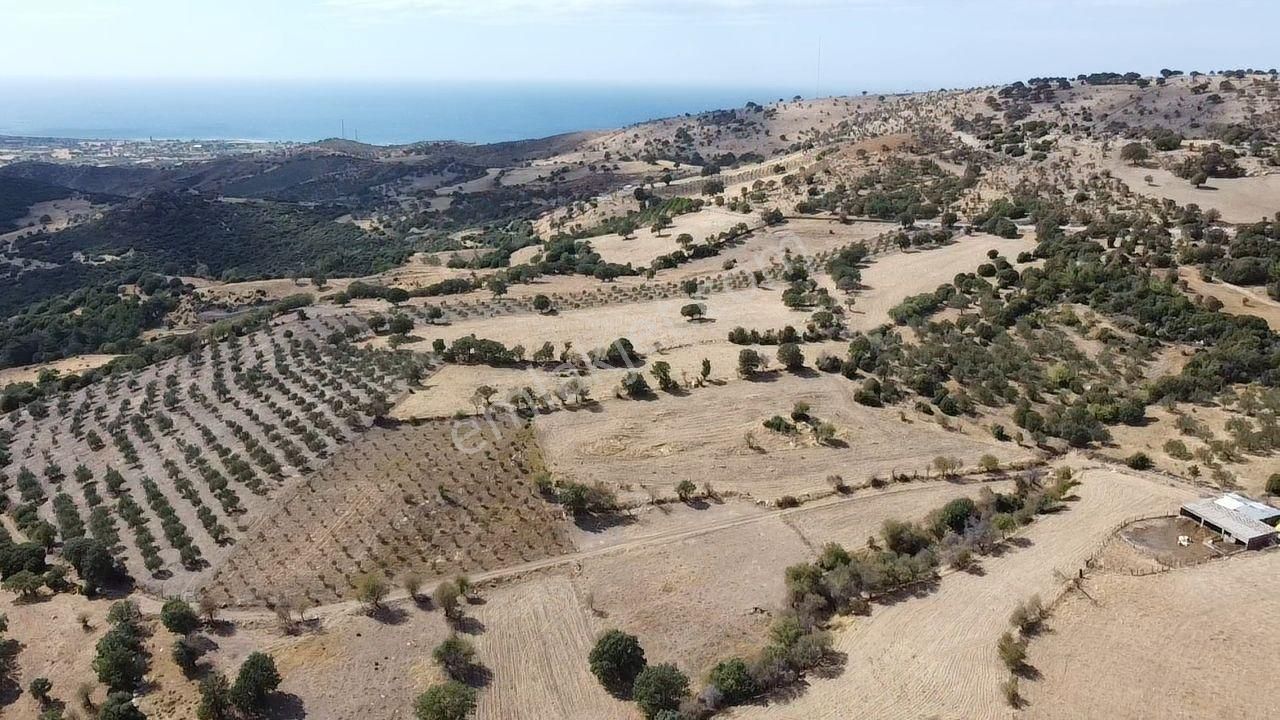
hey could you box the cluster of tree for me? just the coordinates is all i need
[587,631,693,718]
[0,273,189,368]
[998,78,1070,103]
[1076,71,1143,85]
[536,474,619,515]
[1140,127,1185,151]
[195,650,283,720]
[0,519,57,600]
[794,158,974,223]
[532,237,637,281]
[93,601,149,700]
[825,243,868,292]
[651,222,753,274]
[1184,220,1280,290]
[438,335,520,366]
[444,222,541,269]
[15,192,411,282]
[1171,144,1245,185]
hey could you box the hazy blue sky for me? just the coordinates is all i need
[2,0,1276,92]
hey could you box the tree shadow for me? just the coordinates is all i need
[988,536,1034,558]
[263,692,307,720]
[206,619,238,638]
[463,663,494,689]
[369,605,410,625]
[871,577,941,606]
[97,575,138,600]
[1013,662,1042,681]
[0,639,23,706]
[412,595,435,612]
[451,615,486,636]
[573,512,636,534]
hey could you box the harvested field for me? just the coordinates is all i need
[170,576,631,720]
[577,514,808,677]
[391,284,810,359]
[732,467,1194,720]
[206,418,574,607]
[536,371,1034,501]
[472,576,632,720]
[1022,551,1280,720]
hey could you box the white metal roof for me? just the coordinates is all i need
[1213,493,1280,523]
[1183,496,1280,543]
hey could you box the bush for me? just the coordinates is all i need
[99,692,147,720]
[996,631,1027,670]
[161,598,200,635]
[589,630,647,696]
[1125,452,1153,471]
[433,635,476,681]
[777,343,805,371]
[708,657,757,704]
[29,676,52,704]
[414,681,477,720]
[434,580,462,620]
[1268,473,1280,496]
[1001,676,1021,707]
[230,651,281,714]
[675,480,697,502]
[354,573,390,609]
[632,663,690,718]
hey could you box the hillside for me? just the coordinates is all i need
[2,67,1280,720]
[13,192,409,281]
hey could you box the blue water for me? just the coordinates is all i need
[0,79,796,146]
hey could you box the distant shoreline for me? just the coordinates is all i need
[0,80,803,146]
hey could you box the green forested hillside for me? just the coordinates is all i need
[14,192,411,281]
[0,177,75,230]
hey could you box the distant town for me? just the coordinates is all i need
[0,134,294,168]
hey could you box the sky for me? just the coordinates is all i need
[1,0,1277,92]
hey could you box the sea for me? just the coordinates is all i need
[0,79,798,146]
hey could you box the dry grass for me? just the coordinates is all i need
[733,466,1193,720]
[536,371,1033,502]
[0,353,121,386]
[1021,550,1280,719]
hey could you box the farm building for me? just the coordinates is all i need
[1179,493,1280,550]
